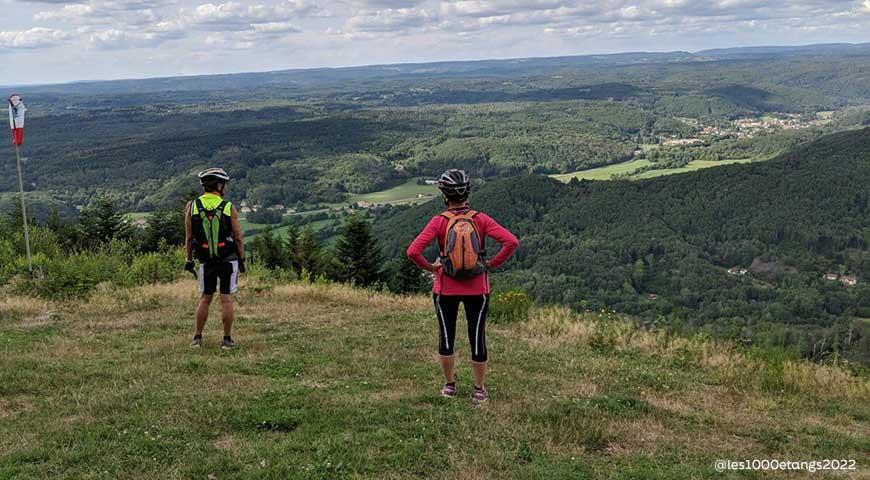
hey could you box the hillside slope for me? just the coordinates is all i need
[376,128,870,362]
[0,280,867,479]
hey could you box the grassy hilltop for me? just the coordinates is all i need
[1,279,867,479]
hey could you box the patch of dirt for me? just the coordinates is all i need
[0,396,34,419]
[20,311,61,329]
[213,434,238,451]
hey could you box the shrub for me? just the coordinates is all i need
[11,252,51,278]
[0,239,14,284]
[489,289,533,323]
[11,226,62,259]
[126,251,182,286]
[246,262,297,285]
[18,253,126,300]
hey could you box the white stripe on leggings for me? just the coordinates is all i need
[475,295,487,356]
[436,294,449,350]
[198,264,204,293]
[228,260,239,294]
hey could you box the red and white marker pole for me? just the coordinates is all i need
[8,93,32,273]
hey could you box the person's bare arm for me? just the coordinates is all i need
[184,201,194,261]
[230,206,245,260]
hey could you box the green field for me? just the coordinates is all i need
[551,160,654,181]
[344,179,437,207]
[256,218,339,240]
[631,159,754,179]
[1,280,867,479]
[239,217,270,233]
[553,159,755,182]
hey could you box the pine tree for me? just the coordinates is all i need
[141,208,185,251]
[295,226,322,277]
[78,196,132,249]
[250,229,288,270]
[332,214,382,287]
[285,222,300,272]
[388,257,428,293]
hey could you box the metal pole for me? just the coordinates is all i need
[14,145,32,273]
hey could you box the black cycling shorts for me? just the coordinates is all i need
[199,261,239,295]
[433,293,490,362]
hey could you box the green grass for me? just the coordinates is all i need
[551,160,654,181]
[239,217,274,233]
[630,159,754,179]
[345,179,437,207]
[0,281,867,479]
[553,159,756,182]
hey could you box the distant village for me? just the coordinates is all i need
[238,200,296,215]
[822,272,859,286]
[727,265,858,286]
[660,112,830,146]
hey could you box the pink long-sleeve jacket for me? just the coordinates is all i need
[406,206,519,296]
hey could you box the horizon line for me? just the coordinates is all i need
[4,40,869,90]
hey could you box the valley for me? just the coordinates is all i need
[5,44,870,364]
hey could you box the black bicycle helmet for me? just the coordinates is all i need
[437,169,471,201]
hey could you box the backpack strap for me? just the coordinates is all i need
[457,209,478,220]
[193,198,205,217]
[216,200,228,218]
[440,209,477,220]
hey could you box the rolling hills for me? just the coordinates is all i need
[4,43,870,216]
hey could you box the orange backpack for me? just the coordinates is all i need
[440,210,487,279]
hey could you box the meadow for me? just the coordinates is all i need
[344,180,436,207]
[553,159,755,182]
[1,279,867,479]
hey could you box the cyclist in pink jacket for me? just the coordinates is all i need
[407,169,519,405]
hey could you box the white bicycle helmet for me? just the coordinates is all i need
[197,168,230,184]
[437,169,471,200]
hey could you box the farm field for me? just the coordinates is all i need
[551,160,654,182]
[345,179,436,206]
[553,158,756,182]
[631,159,754,179]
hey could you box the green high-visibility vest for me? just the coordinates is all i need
[191,193,234,260]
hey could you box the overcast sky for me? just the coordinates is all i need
[1,0,869,84]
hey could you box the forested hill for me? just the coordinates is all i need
[376,127,870,363]
[13,42,870,96]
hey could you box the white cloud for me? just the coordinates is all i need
[186,2,306,30]
[345,7,436,32]
[5,0,870,82]
[34,4,94,22]
[251,21,301,33]
[89,28,160,48]
[443,0,568,18]
[0,27,69,48]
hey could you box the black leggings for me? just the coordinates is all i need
[433,294,490,362]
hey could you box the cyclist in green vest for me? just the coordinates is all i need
[184,168,246,349]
